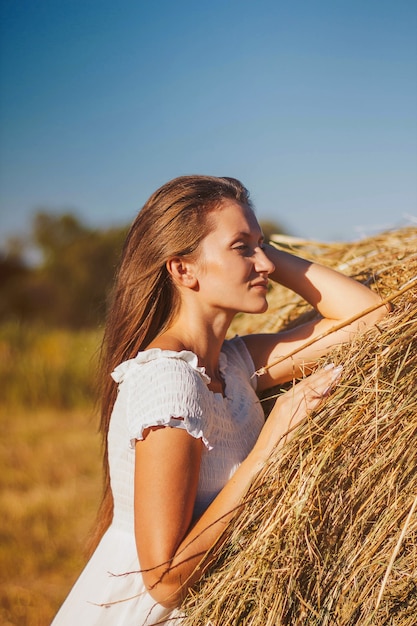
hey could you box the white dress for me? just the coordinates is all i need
[51,336,265,626]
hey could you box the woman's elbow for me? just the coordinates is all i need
[361,294,392,328]
[143,570,186,610]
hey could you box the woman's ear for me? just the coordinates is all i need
[166,257,198,289]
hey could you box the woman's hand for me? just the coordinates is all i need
[251,363,343,463]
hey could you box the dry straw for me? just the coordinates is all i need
[180,225,417,626]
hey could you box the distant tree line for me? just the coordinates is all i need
[0,211,286,328]
[1,212,128,328]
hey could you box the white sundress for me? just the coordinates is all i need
[51,336,265,626]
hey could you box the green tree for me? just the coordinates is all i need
[32,211,128,327]
[0,247,33,321]
[0,211,128,328]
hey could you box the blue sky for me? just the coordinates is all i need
[1,0,416,245]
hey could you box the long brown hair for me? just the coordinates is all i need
[89,175,252,552]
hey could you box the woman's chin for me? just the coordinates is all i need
[258,301,269,314]
[241,299,269,315]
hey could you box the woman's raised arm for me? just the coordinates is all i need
[243,246,389,390]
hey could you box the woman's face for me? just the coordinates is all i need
[193,200,275,315]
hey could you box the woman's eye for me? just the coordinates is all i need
[233,244,248,251]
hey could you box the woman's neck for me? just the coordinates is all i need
[148,307,231,378]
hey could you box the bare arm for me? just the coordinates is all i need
[243,245,389,391]
[134,364,342,609]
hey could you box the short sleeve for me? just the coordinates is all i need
[111,350,213,450]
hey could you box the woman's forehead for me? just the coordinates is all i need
[212,200,261,234]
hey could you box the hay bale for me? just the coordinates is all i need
[181,226,417,626]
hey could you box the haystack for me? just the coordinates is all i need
[181,226,417,626]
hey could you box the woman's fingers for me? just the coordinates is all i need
[274,363,343,439]
[289,363,343,416]
[255,364,343,459]
[299,363,343,402]
[285,363,343,416]
[321,363,344,397]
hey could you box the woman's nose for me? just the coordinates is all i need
[255,247,275,274]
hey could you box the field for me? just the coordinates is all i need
[0,325,102,626]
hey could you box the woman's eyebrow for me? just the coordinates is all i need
[231,230,264,241]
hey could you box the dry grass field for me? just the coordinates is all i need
[0,326,102,626]
[0,406,102,626]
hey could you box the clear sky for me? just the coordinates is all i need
[1,0,416,245]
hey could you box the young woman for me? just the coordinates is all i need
[52,175,387,625]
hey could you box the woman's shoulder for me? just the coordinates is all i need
[111,347,210,386]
